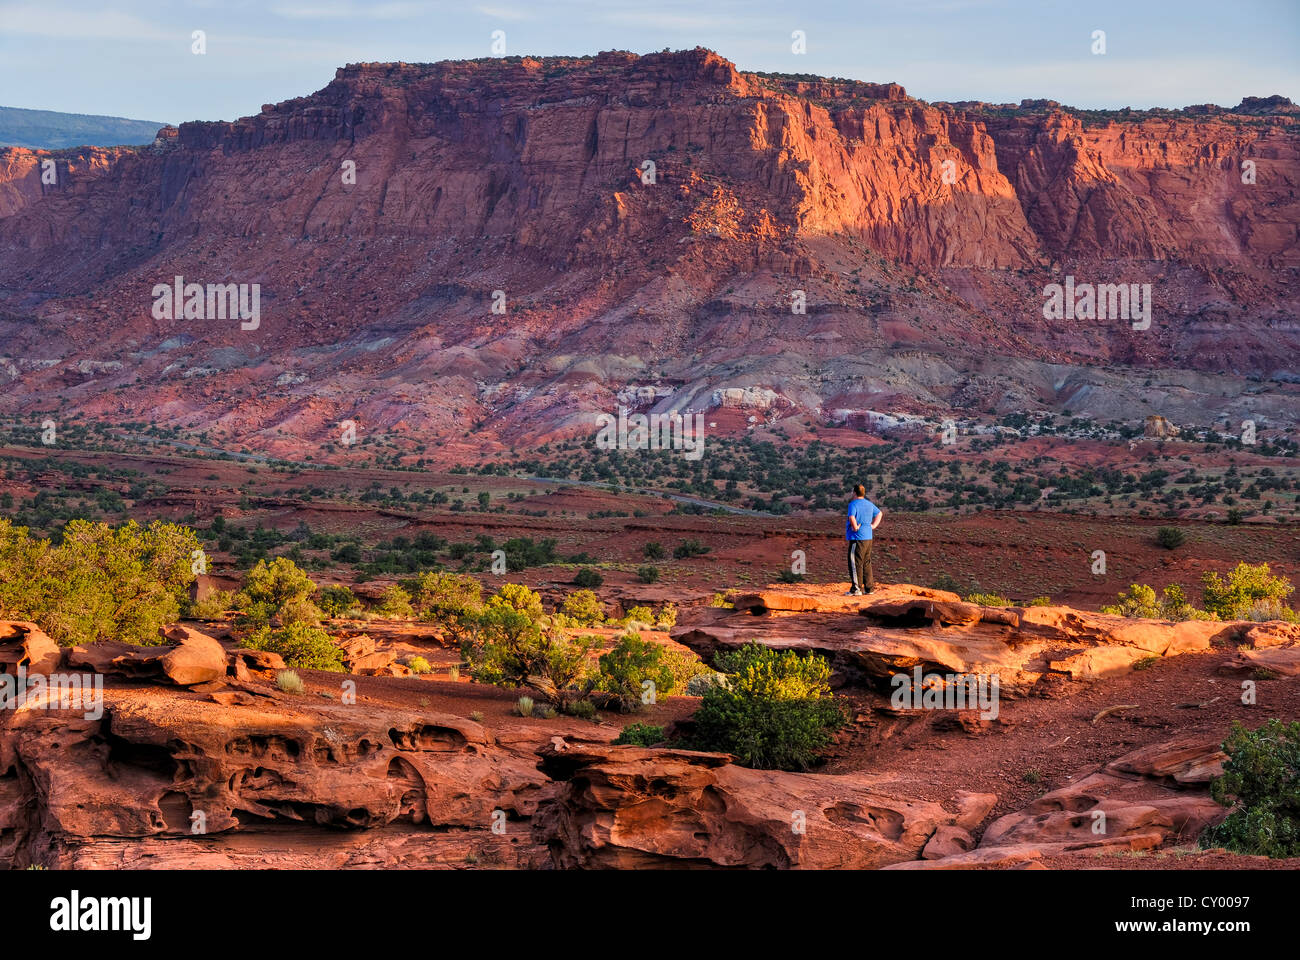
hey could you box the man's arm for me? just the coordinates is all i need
[871,506,884,530]
[849,512,861,532]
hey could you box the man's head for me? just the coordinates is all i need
[853,484,866,498]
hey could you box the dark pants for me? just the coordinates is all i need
[847,540,873,592]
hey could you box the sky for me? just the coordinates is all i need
[1,0,1297,124]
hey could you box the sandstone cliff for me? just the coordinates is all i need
[0,49,1295,455]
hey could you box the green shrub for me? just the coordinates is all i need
[316,584,358,618]
[241,622,346,672]
[276,669,304,694]
[237,557,319,629]
[561,589,605,626]
[1156,527,1186,549]
[413,571,483,642]
[966,592,1010,606]
[655,602,678,628]
[1200,719,1300,858]
[501,536,557,569]
[636,565,660,584]
[621,605,654,626]
[486,582,544,621]
[564,698,597,720]
[673,539,710,559]
[278,596,322,627]
[662,647,706,689]
[573,567,603,588]
[1202,563,1295,621]
[0,517,200,646]
[408,656,432,674]
[187,589,237,620]
[462,604,599,696]
[691,643,846,771]
[614,723,666,746]
[643,542,665,560]
[929,573,962,594]
[597,632,675,711]
[375,583,414,618]
[1103,583,1211,621]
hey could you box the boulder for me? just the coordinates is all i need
[227,648,286,682]
[1219,646,1300,677]
[338,634,376,660]
[159,631,228,686]
[534,740,968,869]
[923,824,974,859]
[1103,736,1226,784]
[66,641,162,679]
[0,621,62,675]
[952,790,999,830]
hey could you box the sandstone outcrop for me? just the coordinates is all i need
[1218,620,1300,677]
[0,612,1263,870]
[888,737,1228,869]
[675,584,1244,692]
[0,677,553,869]
[534,740,967,869]
[62,626,234,688]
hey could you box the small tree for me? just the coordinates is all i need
[1155,526,1186,549]
[413,571,483,643]
[691,643,846,771]
[237,557,319,629]
[242,622,346,672]
[0,517,199,646]
[574,567,603,588]
[486,582,545,620]
[375,583,414,618]
[1202,563,1295,621]
[597,633,676,711]
[462,604,598,702]
[1200,719,1300,858]
[1102,583,1209,621]
[317,584,358,619]
[561,589,605,626]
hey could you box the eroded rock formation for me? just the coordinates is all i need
[674,583,1245,692]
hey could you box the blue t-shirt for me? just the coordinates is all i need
[846,497,880,540]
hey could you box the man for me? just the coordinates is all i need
[845,484,883,596]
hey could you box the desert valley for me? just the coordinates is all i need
[0,29,1297,906]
